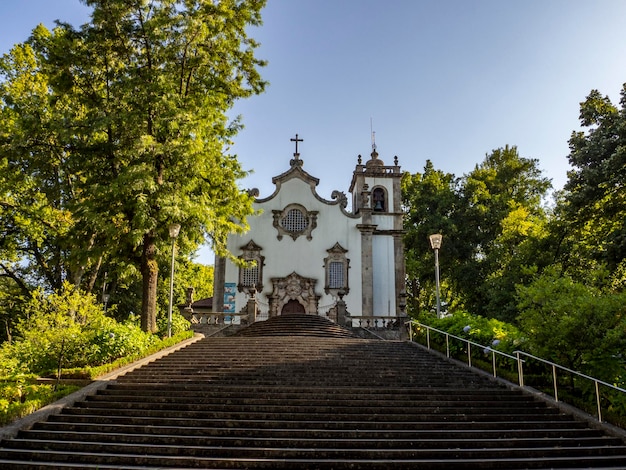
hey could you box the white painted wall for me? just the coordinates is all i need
[372,234,396,315]
[225,175,363,315]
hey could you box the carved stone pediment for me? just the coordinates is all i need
[269,272,320,316]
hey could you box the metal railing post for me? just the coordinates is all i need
[517,352,524,387]
[595,381,602,422]
[552,364,559,402]
[412,321,626,426]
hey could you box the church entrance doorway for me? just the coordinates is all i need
[281,299,306,314]
[269,272,320,317]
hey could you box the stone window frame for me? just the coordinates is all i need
[272,203,318,241]
[372,186,387,212]
[238,240,264,294]
[324,242,350,295]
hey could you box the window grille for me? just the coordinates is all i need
[281,208,308,232]
[329,261,344,288]
[238,240,263,293]
[242,265,259,287]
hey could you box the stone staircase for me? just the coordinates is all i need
[1,314,625,469]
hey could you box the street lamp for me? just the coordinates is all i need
[429,233,443,319]
[102,293,110,314]
[167,223,181,338]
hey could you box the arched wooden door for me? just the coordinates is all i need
[281,299,306,314]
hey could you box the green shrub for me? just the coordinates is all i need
[414,310,526,355]
[157,312,191,337]
[88,315,158,366]
[0,381,80,426]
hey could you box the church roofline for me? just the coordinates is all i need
[349,151,402,193]
[254,156,360,219]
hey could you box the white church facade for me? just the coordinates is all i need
[212,137,406,324]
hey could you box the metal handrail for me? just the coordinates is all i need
[513,350,626,422]
[408,320,626,423]
[408,320,518,380]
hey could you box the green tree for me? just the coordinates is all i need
[403,148,551,321]
[458,146,551,320]
[564,86,626,272]
[402,161,465,313]
[157,260,214,313]
[14,282,106,376]
[0,42,76,294]
[517,269,626,382]
[1,0,267,332]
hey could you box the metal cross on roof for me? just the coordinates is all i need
[290,134,303,157]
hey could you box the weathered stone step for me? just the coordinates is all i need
[18,429,623,450]
[2,457,626,470]
[87,393,537,408]
[33,421,606,440]
[61,404,567,423]
[76,399,556,417]
[2,441,626,464]
[47,413,589,431]
[103,383,526,397]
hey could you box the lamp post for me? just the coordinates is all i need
[429,233,443,319]
[167,223,181,338]
[102,293,110,314]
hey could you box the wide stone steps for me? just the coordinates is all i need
[234,314,358,338]
[32,420,603,438]
[2,447,626,469]
[44,412,591,431]
[1,313,625,469]
[15,427,624,449]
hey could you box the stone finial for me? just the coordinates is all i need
[186,287,194,307]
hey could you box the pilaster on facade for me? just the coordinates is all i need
[212,255,226,313]
[357,222,376,316]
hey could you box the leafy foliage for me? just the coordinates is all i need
[414,310,525,356]
[1,283,161,376]
[402,146,552,321]
[563,86,626,272]
[0,381,79,426]
[402,161,463,312]
[517,269,626,381]
[0,0,267,332]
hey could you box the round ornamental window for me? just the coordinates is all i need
[281,208,308,233]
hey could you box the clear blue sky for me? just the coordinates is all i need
[3,0,626,263]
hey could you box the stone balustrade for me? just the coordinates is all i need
[347,315,401,329]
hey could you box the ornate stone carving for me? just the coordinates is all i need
[272,203,318,241]
[269,272,320,316]
[331,190,348,209]
[237,240,264,293]
[324,242,350,295]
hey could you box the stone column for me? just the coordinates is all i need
[393,232,406,316]
[358,184,375,316]
[212,255,226,313]
[336,292,349,326]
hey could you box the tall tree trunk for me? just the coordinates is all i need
[141,232,158,333]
